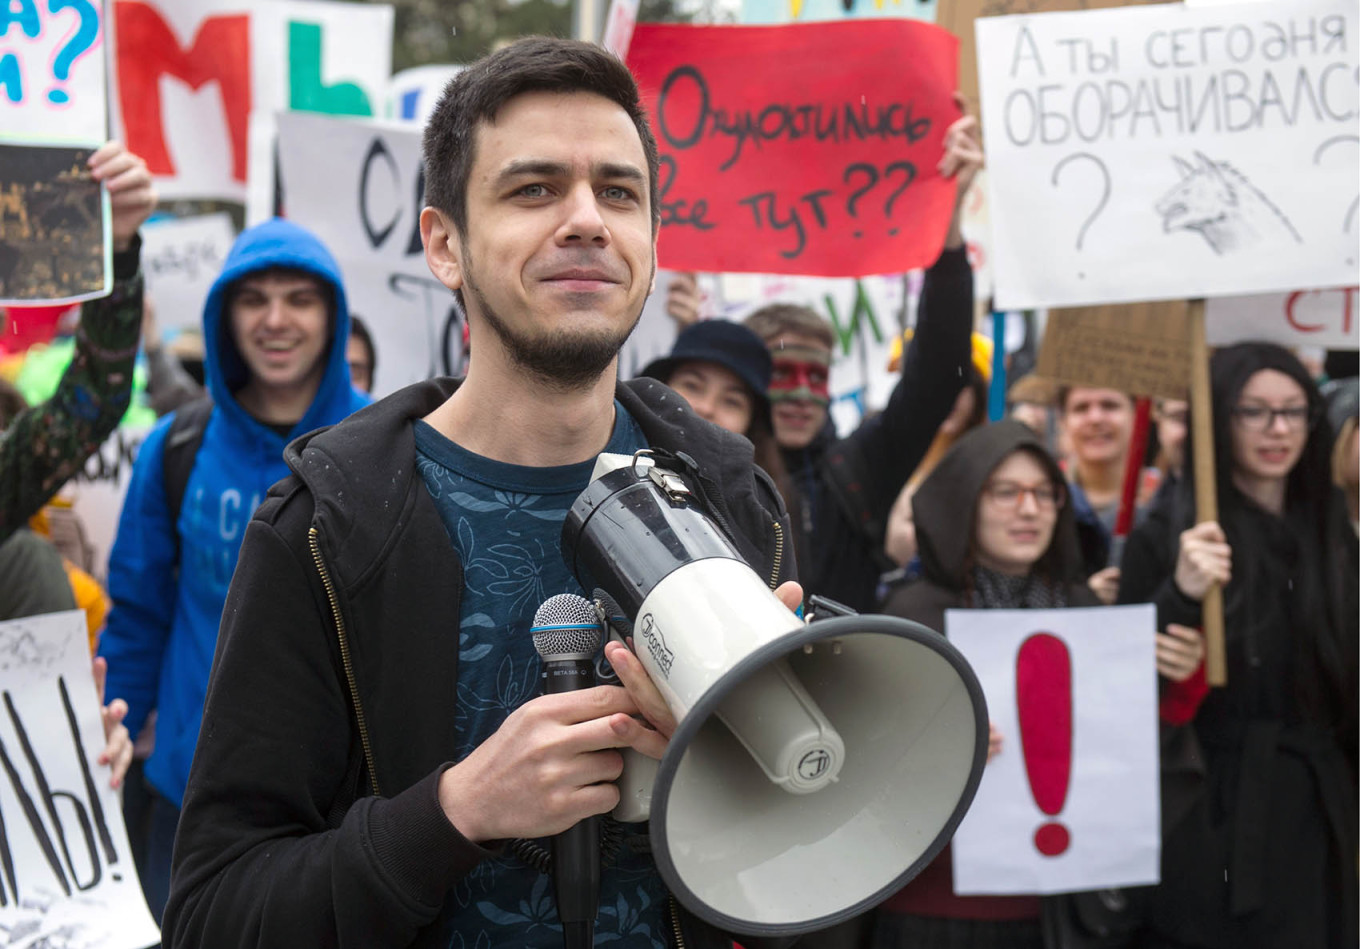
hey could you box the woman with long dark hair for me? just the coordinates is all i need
[1118,342,1358,949]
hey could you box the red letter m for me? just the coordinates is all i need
[115,2,251,183]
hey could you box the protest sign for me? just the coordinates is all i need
[627,21,960,278]
[0,610,160,947]
[977,0,1360,310]
[113,0,392,206]
[1206,286,1359,349]
[0,0,108,142]
[947,605,1160,894]
[113,0,261,202]
[141,211,236,333]
[1036,301,1190,399]
[742,0,937,28]
[71,423,151,581]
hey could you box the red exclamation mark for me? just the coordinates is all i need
[1016,632,1073,857]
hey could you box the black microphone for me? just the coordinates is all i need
[531,594,603,949]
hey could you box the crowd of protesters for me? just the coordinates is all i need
[0,30,1354,949]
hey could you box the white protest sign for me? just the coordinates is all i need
[141,212,236,333]
[977,0,1360,309]
[244,0,395,223]
[719,272,915,434]
[0,0,108,143]
[277,111,439,395]
[602,0,641,59]
[71,423,152,582]
[946,604,1160,894]
[0,610,159,947]
[1206,285,1359,349]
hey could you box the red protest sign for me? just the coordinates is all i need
[628,21,960,278]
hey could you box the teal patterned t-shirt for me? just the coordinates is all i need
[413,406,668,949]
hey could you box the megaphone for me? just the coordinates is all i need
[562,451,988,938]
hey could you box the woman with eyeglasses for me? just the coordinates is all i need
[1118,342,1358,949]
[870,419,1187,949]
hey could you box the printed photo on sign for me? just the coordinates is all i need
[946,604,1160,895]
[0,610,160,949]
[977,0,1359,309]
[0,144,110,305]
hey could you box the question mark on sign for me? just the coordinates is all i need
[46,0,100,106]
[1313,135,1359,268]
[844,163,879,239]
[1050,152,1111,280]
[883,161,917,236]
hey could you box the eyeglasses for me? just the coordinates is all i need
[983,481,1065,510]
[1230,404,1315,432]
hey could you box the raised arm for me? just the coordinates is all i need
[0,142,155,542]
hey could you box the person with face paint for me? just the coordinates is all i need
[743,107,983,619]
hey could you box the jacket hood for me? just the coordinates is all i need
[201,218,359,436]
[912,420,1081,590]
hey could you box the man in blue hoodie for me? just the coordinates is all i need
[98,217,370,921]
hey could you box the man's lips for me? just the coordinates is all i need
[543,267,619,288]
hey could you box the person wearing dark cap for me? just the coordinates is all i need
[642,319,794,508]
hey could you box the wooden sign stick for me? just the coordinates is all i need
[1188,299,1226,686]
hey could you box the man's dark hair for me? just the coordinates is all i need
[422,37,661,243]
[349,314,376,378]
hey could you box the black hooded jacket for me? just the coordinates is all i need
[162,377,795,949]
[884,420,1095,632]
[782,247,973,614]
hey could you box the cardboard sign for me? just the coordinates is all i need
[627,21,961,277]
[1036,301,1191,399]
[0,610,160,947]
[977,0,1360,309]
[937,0,1170,117]
[947,605,1160,895]
[0,0,108,143]
[1206,286,1359,350]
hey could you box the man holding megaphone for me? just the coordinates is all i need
[161,37,803,949]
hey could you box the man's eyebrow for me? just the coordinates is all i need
[494,160,646,185]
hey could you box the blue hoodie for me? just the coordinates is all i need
[100,219,370,807]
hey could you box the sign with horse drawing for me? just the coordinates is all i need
[977,0,1359,309]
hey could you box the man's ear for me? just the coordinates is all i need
[421,206,463,291]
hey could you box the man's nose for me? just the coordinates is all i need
[558,184,608,244]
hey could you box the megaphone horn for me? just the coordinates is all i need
[562,451,988,938]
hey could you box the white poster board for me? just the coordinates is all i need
[977,0,1360,309]
[1206,286,1359,349]
[385,64,461,124]
[141,212,237,334]
[946,604,1160,894]
[0,610,159,948]
[0,0,108,143]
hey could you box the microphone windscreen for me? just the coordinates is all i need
[531,593,602,660]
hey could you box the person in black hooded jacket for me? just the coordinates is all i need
[1117,342,1359,949]
[874,420,1203,949]
[743,107,982,617]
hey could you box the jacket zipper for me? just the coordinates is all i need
[309,526,380,797]
[668,895,686,949]
[768,519,784,591]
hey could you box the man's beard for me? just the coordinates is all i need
[462,253,651,391]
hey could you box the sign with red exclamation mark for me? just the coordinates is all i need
[945,604,1161,895]
[1016,632,1072,857]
